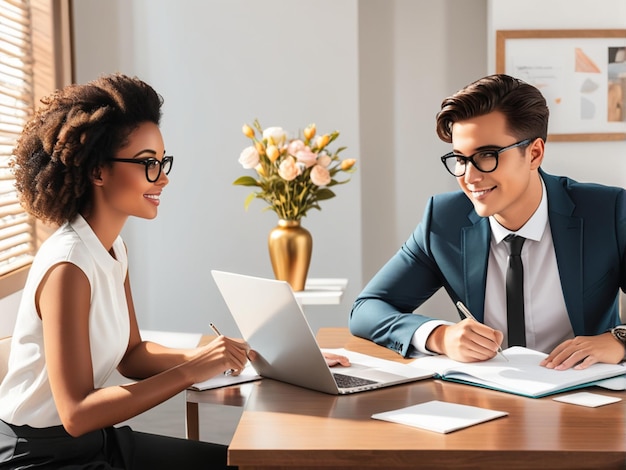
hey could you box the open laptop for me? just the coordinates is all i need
[211,270,434,395]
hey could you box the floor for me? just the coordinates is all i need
[105,370,243,445]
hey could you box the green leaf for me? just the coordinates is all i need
[315,188,336,201]
[243,192,256,210]
[233,176,260,187]
[331,177,351,186]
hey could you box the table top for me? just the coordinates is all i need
[197,328,626,470]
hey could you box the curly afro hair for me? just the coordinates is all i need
[11,73,163,225]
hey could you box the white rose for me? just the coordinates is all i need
[238,146,260,169]
[262,127,286,146]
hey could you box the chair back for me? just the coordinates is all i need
[0,336,11,383]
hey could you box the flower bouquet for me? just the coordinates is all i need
[234,119,356,291]
[234,119,356,221]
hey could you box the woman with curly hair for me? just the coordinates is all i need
[0,73,247,469]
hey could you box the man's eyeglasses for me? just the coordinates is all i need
[109,156,174,182]
[440,139,533,177]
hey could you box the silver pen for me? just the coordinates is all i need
[456,301,508,362]
[209,322,235,375]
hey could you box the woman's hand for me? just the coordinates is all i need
[191,335,250,381]
[323,352,350,367]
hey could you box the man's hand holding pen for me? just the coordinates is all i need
[456,302,508,362]
[425,302,506,363]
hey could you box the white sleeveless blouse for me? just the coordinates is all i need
[0,215,130,427]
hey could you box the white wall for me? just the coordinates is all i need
[71,0,363,336]
[2,0,625,336]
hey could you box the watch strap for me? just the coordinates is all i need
[610,326,626,361]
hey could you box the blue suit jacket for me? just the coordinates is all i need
[350,170,626,357]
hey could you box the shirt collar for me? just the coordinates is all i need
[69,214,119,270]
[489,175,548,244]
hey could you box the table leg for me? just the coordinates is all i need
[186,400,199,440]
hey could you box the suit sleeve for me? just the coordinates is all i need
[349,197,450,357]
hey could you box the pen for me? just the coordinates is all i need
[209,322,223,336]
[455,301,508,362]
[209,322,235,375]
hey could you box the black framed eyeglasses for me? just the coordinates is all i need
[109,156,174,182]
[440,139,533,177]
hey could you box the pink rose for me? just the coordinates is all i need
[317,153,332,167]
[287,139,306,156]
[310,164,331,186]
[278,157,300,181]
[295,147,317,168]
[238,146,260,169]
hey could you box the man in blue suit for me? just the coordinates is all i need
[350,74,626,370]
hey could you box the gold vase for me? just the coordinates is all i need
[268,219,312,291]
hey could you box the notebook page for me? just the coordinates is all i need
[410,346,626,397]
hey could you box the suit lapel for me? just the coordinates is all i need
[543,171,584,333]
[462,212,490,322]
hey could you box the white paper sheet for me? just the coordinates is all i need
[372,400,508,434]
[190,363,261,391]
[553,392,622,407]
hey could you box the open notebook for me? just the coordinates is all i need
[211,270,433,395]
[410,346,626,398]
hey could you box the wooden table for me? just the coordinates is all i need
[191,328,626,469]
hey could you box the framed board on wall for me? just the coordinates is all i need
[496,29,626,142]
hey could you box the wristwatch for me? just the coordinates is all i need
[610,325,626,361]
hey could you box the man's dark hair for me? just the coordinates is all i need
[436,74,549,143]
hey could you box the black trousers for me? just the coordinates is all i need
[0,420,235,469]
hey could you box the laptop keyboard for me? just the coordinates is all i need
[333,372,378,389]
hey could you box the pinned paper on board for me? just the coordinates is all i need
[496,29,626,141]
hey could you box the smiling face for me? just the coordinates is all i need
[94,121,168,225]
[451,111,544,231]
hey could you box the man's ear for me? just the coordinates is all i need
[529,138,545,170]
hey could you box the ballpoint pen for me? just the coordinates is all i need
[455,301,508,362]
[209,322,235,375]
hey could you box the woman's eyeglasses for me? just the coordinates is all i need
[109,156,174,182]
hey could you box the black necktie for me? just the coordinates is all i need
[505,235,526,347]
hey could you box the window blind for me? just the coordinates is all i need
[0,0,36,278]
